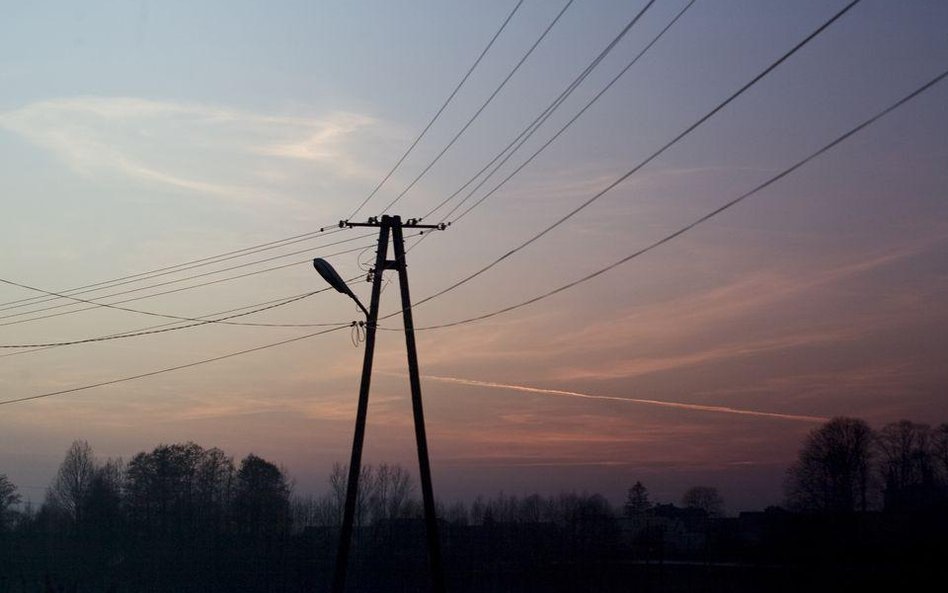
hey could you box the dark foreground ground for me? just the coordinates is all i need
[2,510,947,592]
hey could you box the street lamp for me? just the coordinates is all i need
[313,258,368,318]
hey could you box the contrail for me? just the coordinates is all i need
[422,375,827,424]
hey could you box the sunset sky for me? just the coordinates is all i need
[1,0,946,513]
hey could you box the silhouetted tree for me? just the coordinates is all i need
[877,420,938,511]
[470,495,487,524]
[785,417,874,512]
[366,463,414,523]
[326,462,348,526]
[0,473,21,532]
[124,442,234,536]
[519,493,545,524]
[233,454,291,536]
[443,500,469,526]
[682,485,725,518]
[48,440,96,533]
[933,423,948,485]
[317,462,413,527]
[193,447,235,532]
[125,442,201,534]
[550,492,619,559]
[624,481,651,516]
[84,459,124,538]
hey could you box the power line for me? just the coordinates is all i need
[0,4,521,317]
[376,0,577,215]
[0,3,521,318]
[420,0,669,224]
[0,325,350,407]
[401,0,862,313]
[403,0,692,260]
[0,230,362,317]
[6,65,942,406]
[0,230,420,344]
[0,290,338,349]
[443,0,697,224]
[0,226,346,312]
[4,1,526,310]
[347,0,525,219]
[0,290,332,358]
[6,0,928,409]
[391,66,948,331]
[0,241,377,328]
[0,235,375,325]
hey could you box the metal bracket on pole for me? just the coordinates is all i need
[332,215,446,593]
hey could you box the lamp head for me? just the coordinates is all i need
[313,258,351,295]
[313,258,369,318]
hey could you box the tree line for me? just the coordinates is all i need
[0,440,637,539]
[1,417,947,592]
[784,417,948,513]
[1,441,292,540]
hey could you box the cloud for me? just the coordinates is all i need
[0,96,383,205]
[553,325,871,382]
[531,235,947,381]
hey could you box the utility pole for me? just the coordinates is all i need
[329,215,446,593]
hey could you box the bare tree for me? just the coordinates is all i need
[877,420,937,510]
[443,500,469,526]
[48,440,96,533]
[933,423,948,484]
[322,462,413,527]
[519,494,544,524]
[624,481,651,517]
[470,495,487,525]
[785,417,874,513]
[290,494,322,532]
[0,473,21,532]
[682,486,725,518]
[366,463,414,523]
[325,462,348,526]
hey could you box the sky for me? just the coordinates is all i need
[1,0,946,513]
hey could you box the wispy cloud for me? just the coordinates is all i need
[537,236,947,381]
[555,325,870,382]
[0,96,384,205]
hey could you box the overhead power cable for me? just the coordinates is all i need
[0,325,350,407]
[443,0,696,224]
[0,290,335,358]
[346,0,525,219]
[0,230,422,343]
[5,64,941,405]
[6,55,940,406]
[0,290,338,349]
[389,66,948,331]
[8,1,934,409]
[0,230,365,317]
[397,0,862,314]
[0,2,519,314]
[0,2,522,317]
[419,0,668,224]
[0,241,378,328]
[376,0,576,215]
[0,226,346,312]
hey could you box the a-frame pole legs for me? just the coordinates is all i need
[331,223,391,593]
[391,218,446,593]
[332,215,445,592]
